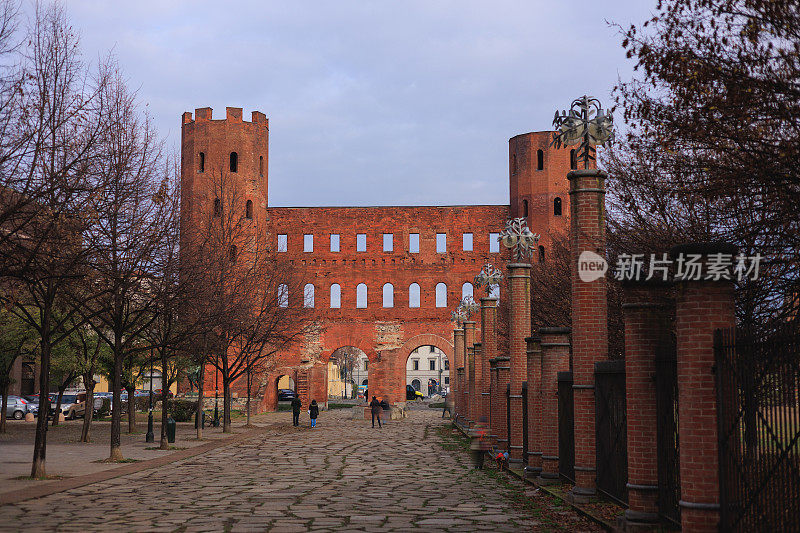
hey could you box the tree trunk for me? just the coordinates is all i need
[126,385,136,433]
[195,363,205,440]
[245,365,251,427]
[80,375,95,443]
[222,378,231,433]
[51,388,65,426]
[0,384,9,433]
[109,340,123,461]
[31,314,52,478]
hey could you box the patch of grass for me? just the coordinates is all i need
[428,402,446,409]
[276,404,292,412]
[144,446,186,451]
[93,457,141,464]
[434,425,470,452]
[12,474,65,481]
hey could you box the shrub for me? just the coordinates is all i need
[166,399,197,422]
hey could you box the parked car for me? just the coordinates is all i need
[56,394,85,419]
[277,389,296,401]
[154,388,174,399]
[4,395,28,419]
[406,385,424,401]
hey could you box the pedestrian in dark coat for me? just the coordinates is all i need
[309,399,319,428]
[370,396,381,428]
[290,397,302,427]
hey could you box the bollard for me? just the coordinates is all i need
[166,417,176,443]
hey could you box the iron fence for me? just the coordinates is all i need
[558,371,575,482]
[715,324,800,532]
[655,341,680,528]
[595,359,628,505]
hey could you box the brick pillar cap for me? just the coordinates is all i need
[495,356,510,362]
[525,335,541,343]
[539,326,571,335]
[567,168,608,180]
[480,297,498,304]
[463,321,476,327]
[454,329,465,336]
[669,241,738,259]
[507,263,532,270]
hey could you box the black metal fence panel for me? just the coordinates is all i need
[595,359,628,505]
[715,325,800,532]
[655,341,681,528]
[558,371,575,482]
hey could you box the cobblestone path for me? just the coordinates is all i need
[0,409,599,532]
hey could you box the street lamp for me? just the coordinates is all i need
[145,352,154,443]
[551,95,614,169]
[499,217,539,262]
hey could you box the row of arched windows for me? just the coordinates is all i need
[286,281,500,309]
[520,197,563,218]
[197,152,264,177]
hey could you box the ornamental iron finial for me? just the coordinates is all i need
[474,263,503,296]
[459,295,480,320]
[499,217,540,262]
[451,306,467,327]
[551,95,614,169]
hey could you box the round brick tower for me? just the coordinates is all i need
[508,131,573,252]
[180,107,269,239]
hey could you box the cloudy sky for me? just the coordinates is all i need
[67,1,656,207]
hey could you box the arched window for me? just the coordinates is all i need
[383,283,394,308]
[511,153,517,175]
[356,283,367,308]
[229,245,237,262]
[522,199,528,218]
[409,283,421,308]
[570,149,577,170]
[489,284,500,300]
[411,379,421,391]
[230,152,238,173]
[435,283,447,308]
[199,152,205,173]
[462,282,473,299]
[245,200,253,219]
[537,149,543,170]
[330,284,341,308]
[259,156,264,176]
[304,284,315,308]
[554,197,562,216]
[278,284,288,308]
[213,198,221,217]
[539,245,545,263]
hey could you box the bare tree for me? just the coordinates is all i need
[188,169,313,433]
[0,3,109,478]
[81,62,172,461]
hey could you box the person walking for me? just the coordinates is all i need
[291,396,302,427]
[370,396,381,428]
[309,399,319,428]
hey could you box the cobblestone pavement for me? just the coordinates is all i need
[0,409,600,532]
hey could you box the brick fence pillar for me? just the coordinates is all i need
[495,356,511,452]
[453,327,465,418]
[464,320,476,425]
[568,168,608,501]
[525,335,543,478]
[456,367,465,425]
[467,345,476,426]
[473,343,483,424]
[671,242,737,532]
[507,263,531,463]
[538,327,571,485]
[620,281,674,528]
[480,297,498,423]
[489,359,499,445]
